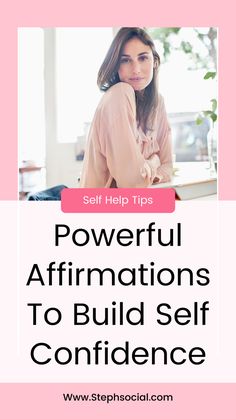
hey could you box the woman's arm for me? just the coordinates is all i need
[99,82,156,187]
[151,95,173,183]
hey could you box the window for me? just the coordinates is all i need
[55,27,113,143]
[18,28,45,164]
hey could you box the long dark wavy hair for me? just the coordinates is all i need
[97,27,160,134]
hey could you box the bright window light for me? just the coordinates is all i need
[55,27,113,143]
[18,28,45,163]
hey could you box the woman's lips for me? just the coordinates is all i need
[129,77,144,81]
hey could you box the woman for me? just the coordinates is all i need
[80,27,172,188]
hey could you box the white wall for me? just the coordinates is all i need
[44,29,83,188]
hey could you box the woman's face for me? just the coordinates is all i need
[118,37,155,91]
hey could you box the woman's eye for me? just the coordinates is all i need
[120,58,130,64]
[139,55,149,61]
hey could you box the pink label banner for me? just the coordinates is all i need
[61,188,175,213]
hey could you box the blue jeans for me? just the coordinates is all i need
[27,185,67,201]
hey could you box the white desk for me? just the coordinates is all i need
[151,162,217,200]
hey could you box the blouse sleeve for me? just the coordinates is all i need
[152,95,173,183]
[99,82,154,188]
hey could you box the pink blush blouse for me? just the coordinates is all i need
[80,82,172,188]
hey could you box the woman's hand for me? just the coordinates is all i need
[148,154,161,180]
[141,161,152,180]
[141,154,161,183]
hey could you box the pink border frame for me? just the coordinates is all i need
[0,1,235,416]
